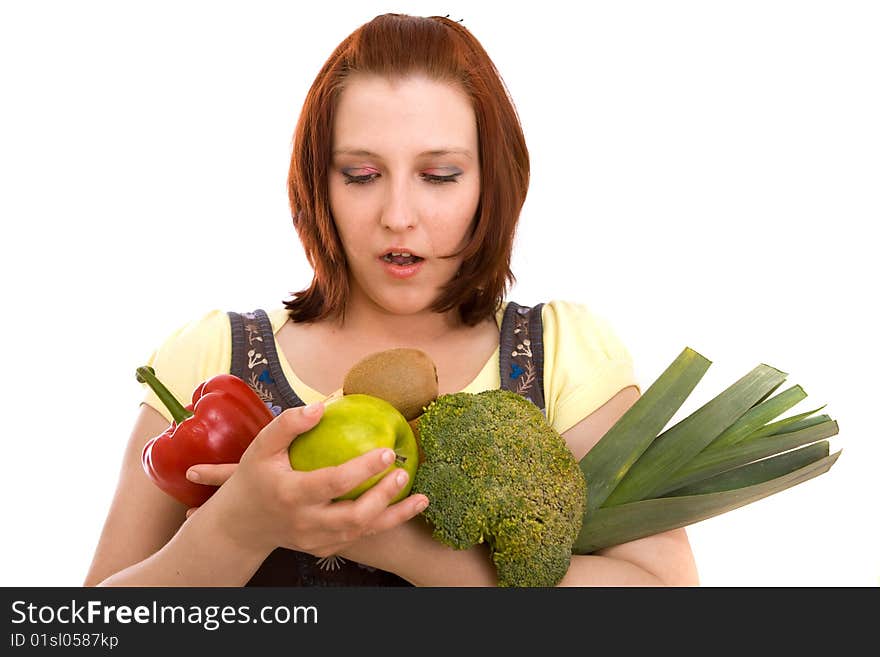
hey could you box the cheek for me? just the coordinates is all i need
[425,214,476,266]
[438,185,480,245]
[329,184,367,254]
[328,180,348,227]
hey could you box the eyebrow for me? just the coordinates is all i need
[332,148,473,159]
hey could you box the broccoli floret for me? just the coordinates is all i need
[411,389,587,587]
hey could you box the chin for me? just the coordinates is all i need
[372,288,439,317]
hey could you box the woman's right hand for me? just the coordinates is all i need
[193,402,428,559]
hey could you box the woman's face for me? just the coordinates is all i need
[329,74,481,317]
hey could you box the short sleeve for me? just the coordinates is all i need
[140,310,232,423]
[542,300,640,435]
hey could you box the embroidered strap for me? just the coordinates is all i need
[228,309,304,416]
[499,301,546,413]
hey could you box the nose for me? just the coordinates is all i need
[380,179,417,232]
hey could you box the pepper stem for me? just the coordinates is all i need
[136,366,194,424]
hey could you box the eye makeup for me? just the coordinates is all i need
[341,168,462,185]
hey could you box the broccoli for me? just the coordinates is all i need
[411,389,587,587]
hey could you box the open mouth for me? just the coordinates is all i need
[381,251,424,266]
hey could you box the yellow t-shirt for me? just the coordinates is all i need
[141,300,639,435]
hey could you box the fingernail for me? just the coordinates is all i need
[415,497,429,512]
[186,469,200,482]
[395,469,409,486]
[303,402,323,417]
[381,449,395,465]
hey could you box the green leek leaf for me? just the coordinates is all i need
[655,420,839,496]
[579,347,710,515]
[662,441,829,497]
[742,411,830,443]
[702,385,807,453]
[573,451,840,554]
[602,363,789,506]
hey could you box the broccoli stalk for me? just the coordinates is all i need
[411,389,587,587]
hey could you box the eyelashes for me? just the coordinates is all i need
[342,172,461,185]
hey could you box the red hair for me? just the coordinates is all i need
[285,13,530,326]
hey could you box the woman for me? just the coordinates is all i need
[85,13,699,587]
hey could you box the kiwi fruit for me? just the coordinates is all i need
[343,348,439,421]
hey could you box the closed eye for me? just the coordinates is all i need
[342,172,379,185]
[342,172,461,185]
[422,173,460,184]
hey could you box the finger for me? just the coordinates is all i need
[248,403,324,458]
[326,469,428,535]
[346,466,415,518]
[366,493,430,536]
[298,447,397,503]
[186,507,198,519]
[186,463,238,486]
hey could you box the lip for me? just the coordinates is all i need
[379,246,423,259]
[378,255,425,280]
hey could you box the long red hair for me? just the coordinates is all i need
[285,13,530,326]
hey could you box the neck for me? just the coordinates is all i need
[337,290,465,347]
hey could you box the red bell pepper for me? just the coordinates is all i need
[136,366,275,508]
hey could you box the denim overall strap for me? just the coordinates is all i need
[228,309,304,417]
[499,301,546,414]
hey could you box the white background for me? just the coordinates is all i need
[1,1,877,587]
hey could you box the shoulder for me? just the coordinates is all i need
[538,298,635,362]
[266,308,291,334]
[538,299,640,434]
[140,309,233,421]
[540,300,633,361]
[149,309,232,362]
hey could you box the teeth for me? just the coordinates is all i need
[383,251,422,264]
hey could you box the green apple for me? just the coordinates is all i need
[288,393,419,502]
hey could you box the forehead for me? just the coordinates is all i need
[332,74,477,154]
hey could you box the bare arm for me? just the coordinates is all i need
[341,386,700,586]
[557,385,700,586]
[83,405,237,586]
